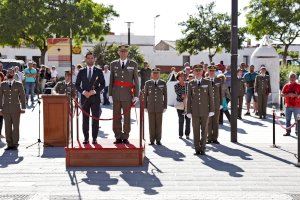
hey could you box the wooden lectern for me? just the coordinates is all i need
[42,95,69,147]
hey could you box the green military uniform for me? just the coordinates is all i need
[144,78,167,144]
[206,68,223,143]
[140,67,152,91]
[237,77,246,118]
[52,80,76,97]
[0,80,26,148]
[187,66,214,153]
[109,54,139,141]
[254,74,271,118]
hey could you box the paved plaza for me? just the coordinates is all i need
[0,101,300,200]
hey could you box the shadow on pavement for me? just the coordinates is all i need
[67,157,163,195]
[206,144,253,160]
[152,145,186,161]
[0,140,5,148]
[220,124,248,134]
[198,154,244,177]
[41,147,66,158]
[98,130,109,139]
[236,143,295,165]
[181,138,194,148]
[241,118,268,127]
[0,150,24,168]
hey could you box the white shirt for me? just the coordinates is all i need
[103,70,111,87]
[119,59,128,67]
[51,69,58,78]
[87,65,94,79]
[152,79,159,85]
[195,78,202,85]
[8,79,15,86]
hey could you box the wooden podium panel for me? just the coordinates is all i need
[65,139,145,167]
[42,95,69,147]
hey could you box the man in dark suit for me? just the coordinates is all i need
[75,52,105,144]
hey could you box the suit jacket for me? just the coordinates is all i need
[75,66,105,103]
[187,79,214,117]
[109,59,139,101]
[144,80,167,113]
[0,81,26,113]
[254,75,271,95]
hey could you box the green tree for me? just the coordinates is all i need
[176,2,246,63]
[93,43,145,68]
[0,0,118,64]
[245,0,300,65]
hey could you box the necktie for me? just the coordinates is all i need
[122,62,125,69]
[88,68,92,81]
[198,80,201,86]
[9,82,12,88]
[154,81,157,86]
[211,79,214,85]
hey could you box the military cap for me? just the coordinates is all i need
[151,68,160,73]
[208,65,217,71]
[118,44,129,51]
[193,64,203,70]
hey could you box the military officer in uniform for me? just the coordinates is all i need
[144,68,167,145]
[187,65,214,155]
[237,68,246,119]
[254,65,271,119]
[206,65,223,144]
[139,61,152,91]
[0,68,26,150]
[109,45,139,144]
[52,71,76,96]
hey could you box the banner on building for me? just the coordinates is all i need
[47,38,71,66]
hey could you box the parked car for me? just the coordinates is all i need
[0,59,26,70]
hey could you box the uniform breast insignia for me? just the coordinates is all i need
[158,85,164,88]
[127,67,134,70]
[201,85,208,88]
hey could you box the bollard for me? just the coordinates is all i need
[271,108,278,148]
[296,114,300,167]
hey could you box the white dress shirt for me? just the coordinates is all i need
[119,59,128,67]
[87,65,94,79]
[103,70,111,87]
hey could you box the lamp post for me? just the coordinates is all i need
[230,0,238,142]
[125,22,134,45]
[153,14,160,51]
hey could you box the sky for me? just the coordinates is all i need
[95,0,251,44]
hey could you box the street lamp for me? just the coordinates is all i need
[125,21,134,45]
[153,14,160,51]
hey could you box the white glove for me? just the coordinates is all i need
[220,105,223,109]
[132,97,139,105]
[186,113,192,118]
[163,109,166,113]
[145,109,148,113]
[90,90,96,95]
[254,92,258,96]
[109,96,113,103]
[209,112,215,117]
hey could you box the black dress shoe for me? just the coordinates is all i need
[213,140,220,144]
[179,136,183,139]
[4,146,12,151]
[92,140,97,144]
[238,116,242,120]
[123,139,130,144]
[206,140,212,144]
[199,150,206,155]
[83,140,89,144]
[262,115,266,119]
[194,150,200,155]
[149,142,154,145]
[156,141,162,145]
[283,133,290,136]
[113,139,123,144]
[186,135,190,139]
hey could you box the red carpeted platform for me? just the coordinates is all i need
[65,139,145,167]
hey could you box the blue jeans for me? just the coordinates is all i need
[25,82,35,102]
[285,107,300,133]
